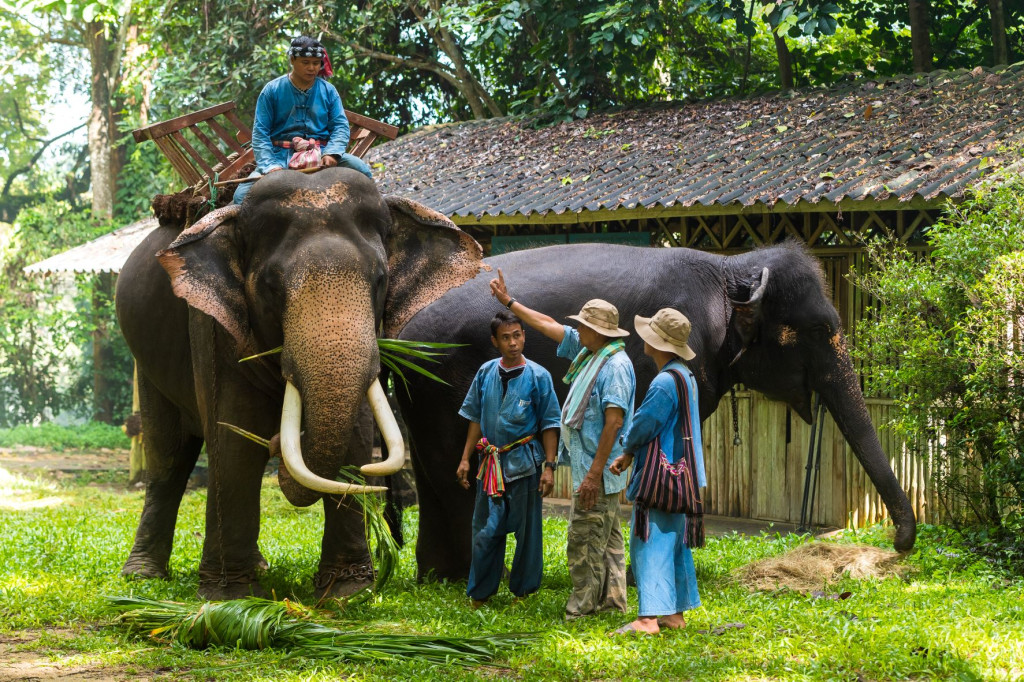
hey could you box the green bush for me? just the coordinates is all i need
[0,421,130,451]
[852,165,1024,553]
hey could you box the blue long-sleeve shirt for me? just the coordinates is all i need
[251,75,351,172]
[619,359,706,502]
[459,358,562,483]
[556,326,635,495]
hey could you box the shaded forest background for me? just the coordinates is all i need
[0,0,1020,427]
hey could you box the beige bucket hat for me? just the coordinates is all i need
[567,299,630,338]
[635,308,696,360]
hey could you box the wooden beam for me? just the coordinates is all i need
[204,117,246,155]
[132,101,237,143]
[345,111,399,140]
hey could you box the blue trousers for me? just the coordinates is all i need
[466,468,543,601]
[231,152,373,205]
[630,507,701,617]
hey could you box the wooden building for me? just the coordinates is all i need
[370,63,1024,530]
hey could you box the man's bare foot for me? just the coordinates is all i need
[610,617,660,636]
[471,599,487,609]
[657,613,686,630]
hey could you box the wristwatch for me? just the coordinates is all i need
[544,461,557,471]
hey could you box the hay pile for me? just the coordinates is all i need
[737,542,907,592]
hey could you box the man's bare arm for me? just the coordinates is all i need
[489,268,565,343]
[456,421,483,490]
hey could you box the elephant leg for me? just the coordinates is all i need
[197,419,271,600]
[193,349,274,601]
[407,411,475,582]
[123,374,203,579]
[315,400,374,600]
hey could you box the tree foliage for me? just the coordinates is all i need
[0,202,132,426]
[852,166,1024,540]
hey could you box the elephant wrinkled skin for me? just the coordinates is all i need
[116,169,483,600]
[397,241,917,581]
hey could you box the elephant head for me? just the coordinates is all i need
[725,242,917,551]
[156,169,484,506]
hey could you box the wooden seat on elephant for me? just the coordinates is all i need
[132,101,399,193]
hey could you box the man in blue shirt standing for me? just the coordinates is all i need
[489,270,635,620]
[457,310,561,607]
[233,36,373,205]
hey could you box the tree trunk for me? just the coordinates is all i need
[774,33,793,90]
[92,272,115,424]
[86,20,117,219]
[989,0,1008,65]
[908,0,933,72]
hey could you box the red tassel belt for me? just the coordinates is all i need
[475,435,535,498]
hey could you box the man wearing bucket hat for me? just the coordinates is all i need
[233,36,373,205]
[608,308,706,635]
[490,269,635,619]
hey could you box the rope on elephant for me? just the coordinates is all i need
[735,541,907,593]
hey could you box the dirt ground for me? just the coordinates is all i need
[0,631,167,682]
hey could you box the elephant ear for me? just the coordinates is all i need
[727,266,770,366]
[156,204,254,354]
[383,196,489,337]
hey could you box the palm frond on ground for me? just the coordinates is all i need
[107,596,535,665]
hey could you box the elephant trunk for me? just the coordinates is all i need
[818,333,917,551]
[277,270,403,506]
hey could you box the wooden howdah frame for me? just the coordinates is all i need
[132,101,398,191]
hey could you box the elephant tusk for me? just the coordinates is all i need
[360,379,406,476]
[281,382,386,495]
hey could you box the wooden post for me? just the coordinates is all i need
[128,362,146,485]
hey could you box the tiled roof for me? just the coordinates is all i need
[23,217,158,275]
[370,64,1024,220]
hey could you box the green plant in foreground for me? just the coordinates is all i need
[107,596,535,665]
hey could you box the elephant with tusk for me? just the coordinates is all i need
[116,169,485,600]
[396,241,917,581]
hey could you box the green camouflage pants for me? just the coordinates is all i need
[565,491,627,619]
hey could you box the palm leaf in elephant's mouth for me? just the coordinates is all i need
[106,596,536,665]
[237,338,464,393]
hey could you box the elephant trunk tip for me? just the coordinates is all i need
[894,521,917,552]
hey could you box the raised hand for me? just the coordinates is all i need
[489,268,510,306]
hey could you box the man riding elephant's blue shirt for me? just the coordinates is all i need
[233,36,372,205]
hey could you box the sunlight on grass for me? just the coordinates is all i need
[0,466,64,510]
[0,478,1021,680]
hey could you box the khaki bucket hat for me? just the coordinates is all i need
[567,299,630,338]
[635,308,696,360]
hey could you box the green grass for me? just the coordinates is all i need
[1,467,1022,681]
[0,421,130,451]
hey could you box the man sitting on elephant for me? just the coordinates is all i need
[490,270,635,620]
[233,35,372,205]
[456,310,561,608]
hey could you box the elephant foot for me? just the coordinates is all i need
[122,553,169,580]
[314,562,375,600]
[198,578,268,601]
